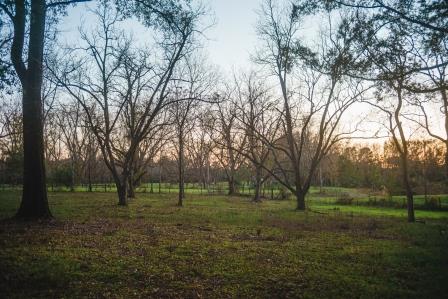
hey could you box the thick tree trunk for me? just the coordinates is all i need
[127,175,135,199]
[17,87,51,218]
[117,182,127,206]
[228,176,236,195]
[405,190,415,222]
[15,0,51,219]
[296,190,306,210]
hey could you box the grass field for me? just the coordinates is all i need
[0,183,373,196]
[1,190,447,298]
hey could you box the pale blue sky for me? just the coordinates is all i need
[206,0,260,71]
[57,1,439,140]
[60,0,261,73]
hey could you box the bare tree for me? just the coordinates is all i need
[169,54,217,206]
[170,92,193,205]
[54,101,91,191]
[0,13,15,90]
[0,95,21,142]
[348,12,420,222]
[369,49,424,223]
[365,92,416,222]
[188,110,214,192]
[43,106,64,169]
[211,92,247,196]
[408,45,448,185]
[254,0,366,210]
[52,0,205,205]
[0,96,23,185]
[232,71,279,202]
[83,124,98,192]
[316,0,448,222]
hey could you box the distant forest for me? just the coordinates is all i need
[1,130,446,196]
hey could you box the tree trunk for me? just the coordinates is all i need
[178,134,185,206]
[253,167,262,202]
[127,174,135,199]
[296,190,306,210]
[15,0,52,219]
[442,89,448,192]
[117,182,127,206]
[228,176,236,195]
[401,155,415,222]
[202,173,207,190]
[206,161,210,194]
[159,163,162,194]
[395,87,415,223]
[87,162,92,192]
[70,158,75,192]
[405,186,415,222]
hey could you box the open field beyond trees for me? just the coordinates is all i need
[1,189,447,298]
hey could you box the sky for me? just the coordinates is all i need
[57,0,445,142]
[206,0,260,71]
[60,0,261,74]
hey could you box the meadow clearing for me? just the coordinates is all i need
[0,188,447,298]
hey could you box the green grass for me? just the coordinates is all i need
[0,183,354,196]
[0,191,447,298]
